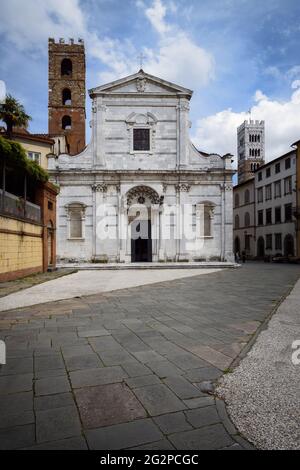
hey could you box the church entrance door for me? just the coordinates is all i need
[131,220,152,262]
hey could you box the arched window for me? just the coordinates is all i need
[62,115,72,130]
[62,88,72,105]
[235,193,239,208]
[258,149,260,157]
[235,214,240,229]
[245,212,250,227]
[66,203,86,239]
[204,206,212,237]
[244,189,250,204]
[61,58,72,77]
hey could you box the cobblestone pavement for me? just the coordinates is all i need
[0,263,299,450]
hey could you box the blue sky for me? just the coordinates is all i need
[1,0,300,162]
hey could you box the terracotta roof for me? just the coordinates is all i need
[0,129,54,145]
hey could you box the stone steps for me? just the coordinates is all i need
[57,262,238,270]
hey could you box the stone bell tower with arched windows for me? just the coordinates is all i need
[48,38,86,155]
[237,120,265,184]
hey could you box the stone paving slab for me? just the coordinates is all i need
[0,263,299,449]
[75,383,147,428]
[36,405,81,443]
[85,418,164,450]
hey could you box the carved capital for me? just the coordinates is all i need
[92,183,107,193]
[175,183,191,192]
[177,103,190,112]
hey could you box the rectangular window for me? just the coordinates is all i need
[266,208,272,225]
[27,151,41,164]
[274,180,281,198]
[258,172,262,181]
[285,203,292,222]
[265,184,272,201]
[285,158,291,170]
[133,128,150,151]
[257,187,263,203]
[266,234,272,250]
[257,210,263,226]
[275,233,282,251]
[266,167,271,178]
[275,162,281,174]
[275,206,281,224]
[284,176,292,195]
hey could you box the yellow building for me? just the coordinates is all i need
[0,136,59,281]
[0,127,55,169]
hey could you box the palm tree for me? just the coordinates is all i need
[0,94,31,138]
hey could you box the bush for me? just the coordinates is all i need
[0,136,49,183]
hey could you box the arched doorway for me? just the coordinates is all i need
[257,237,265,258]
[126,186,161,263]
[234,236,240,254]
[284,234,294,257]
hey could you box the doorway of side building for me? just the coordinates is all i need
[257,236,265,258]
[284,234,294,257]
[131,219,152,262]
[234,236,240,255]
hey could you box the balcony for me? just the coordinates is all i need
[0,189,41,223]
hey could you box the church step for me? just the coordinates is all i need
[56,262,238,270]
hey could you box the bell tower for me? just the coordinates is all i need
[237,120,265,184]
[48,38,86,155]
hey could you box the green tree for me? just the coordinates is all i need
[0,94,31,138]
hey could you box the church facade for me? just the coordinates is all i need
[48,68,234,264]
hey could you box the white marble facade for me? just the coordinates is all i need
[48,70,234,263]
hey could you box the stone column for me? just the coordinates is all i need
[178,99,190,168]
[95,99,107,167]
[119,193,127,263]
[175,183,191,260]
[224,182,234,262]
[92,183,108,261]
[151,205,160,262]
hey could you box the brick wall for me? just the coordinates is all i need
[48,38,86,155]
[0,215,43,281]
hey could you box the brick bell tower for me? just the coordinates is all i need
[48,38,86,155]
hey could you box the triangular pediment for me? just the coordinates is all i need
[89,70,193,97]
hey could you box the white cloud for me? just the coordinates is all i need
[0,0,215,90]
[0,0,86,52]
[145,0,170,35]
[291,80,300,89]
[143,33,215,88]
[192,85,300,165]
[137,0,215,89]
